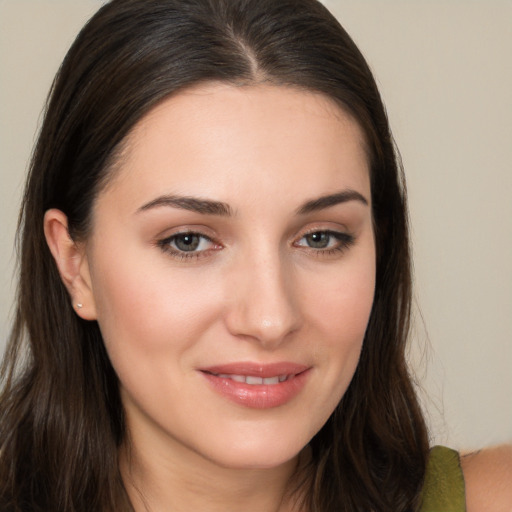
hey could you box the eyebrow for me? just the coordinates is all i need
[136,189,368,217]
[296,190,369,214]
[137,195,232,216]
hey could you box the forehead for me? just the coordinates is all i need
[98,83,370,213]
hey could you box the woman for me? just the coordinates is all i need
[0,0,509,511]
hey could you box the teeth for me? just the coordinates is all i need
[215,373,290,385]
[246,376,263,385]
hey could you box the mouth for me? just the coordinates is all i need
[203,372,295,385]
[199,362,310,409]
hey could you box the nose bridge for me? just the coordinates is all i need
[224,243,301,347]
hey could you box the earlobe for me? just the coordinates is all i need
[43,209,97,320]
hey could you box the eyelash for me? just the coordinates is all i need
[157,229,355,261]
[294,230,355,256]
[157,231,218,261]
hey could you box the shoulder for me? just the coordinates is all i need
[461,444,512,512]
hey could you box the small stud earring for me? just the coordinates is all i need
[76,303,83,309]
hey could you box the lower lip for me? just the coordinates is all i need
[201,370,310,409]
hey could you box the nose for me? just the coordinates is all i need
[223,250,302,348]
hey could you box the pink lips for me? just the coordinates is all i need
[199,362,310,409]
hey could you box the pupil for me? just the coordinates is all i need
[175,234,200,251]
[307,232,329,248]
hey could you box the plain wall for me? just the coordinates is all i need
[1,0,511,449]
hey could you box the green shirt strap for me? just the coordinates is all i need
[419,445,466,512]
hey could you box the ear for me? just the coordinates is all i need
[43,209,97,320]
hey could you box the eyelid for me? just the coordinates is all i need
[293,227,356,254]
[293,223,352,241]
[156,229,222,260]
[153,223,218,241]
[154,224,356,262]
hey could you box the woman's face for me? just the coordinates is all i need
[82,83,375,470]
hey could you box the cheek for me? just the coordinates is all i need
[88,249,224,371]
[307,248,376,346]
[319,282,374,374]
[303,242,376,393]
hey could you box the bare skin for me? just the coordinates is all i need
[120,443,301,512]
[462,444,512,512]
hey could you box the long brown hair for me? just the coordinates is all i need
[0,0,429,510]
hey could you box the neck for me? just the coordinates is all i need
[120,430,306,512]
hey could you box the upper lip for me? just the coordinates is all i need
[199,362,309,378]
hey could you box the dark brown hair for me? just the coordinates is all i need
[0,0,429,510]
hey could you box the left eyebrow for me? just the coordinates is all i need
[296,190,369,215]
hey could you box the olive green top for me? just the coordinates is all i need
[419,446,466,512]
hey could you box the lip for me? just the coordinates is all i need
[199,362,310,409]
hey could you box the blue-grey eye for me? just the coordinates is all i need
[304,232,331,249]
[158,231,217,258]
[296,230,354,252]
[172,233,202,251]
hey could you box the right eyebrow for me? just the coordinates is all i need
[136,195,233,216]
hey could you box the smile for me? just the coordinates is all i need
[199,362,310,409]
[207,373,293,385]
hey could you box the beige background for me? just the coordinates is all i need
[1,0,511,449]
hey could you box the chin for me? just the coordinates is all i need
[199,428,311,471]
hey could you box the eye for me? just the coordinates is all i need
[295,230,355,253]
[157,231,218,259]
[171,233,207,252]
